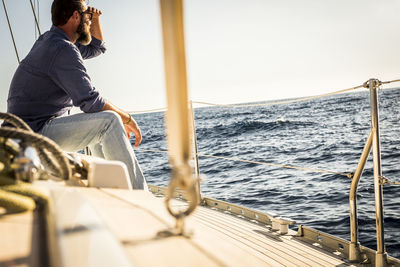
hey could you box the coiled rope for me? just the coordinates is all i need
[136,148,352,178]
[0,175,48,212]
[0,112,72,180]
[0,112,70,212]
[0,127,71,180]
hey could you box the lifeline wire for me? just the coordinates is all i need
[192,84,364,108]
[381,176,400,186]
[128,107,167,114]
[128,84,361,114]
[136,148,352,178]
[194,78,400,109]
[381,79,400,86]
[129,78,400,114]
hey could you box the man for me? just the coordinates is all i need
[6,0,147,190]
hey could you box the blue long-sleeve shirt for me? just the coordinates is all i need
[6,26,107,132]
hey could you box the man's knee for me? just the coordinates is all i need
[100,110,123,126]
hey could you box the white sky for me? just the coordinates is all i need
[1,0,400,112]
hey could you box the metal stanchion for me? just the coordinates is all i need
[368,79,387,267]
[348,79,388,265]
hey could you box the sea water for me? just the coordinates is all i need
[133,88,400,258]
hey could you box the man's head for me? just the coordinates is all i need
[51,0,92,45]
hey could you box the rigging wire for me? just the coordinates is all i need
[37,0,40,35]
[28,0,41,36]
[33,0,40,39]
[2,0,20,64]
[136,148,352,178]
[36,0,40,38]
[33,0,36,38]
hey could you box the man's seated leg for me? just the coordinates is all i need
[39,111,147,190]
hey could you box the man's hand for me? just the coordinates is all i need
[86,6,102,20]
[87,6,104,41]
[124,117,142,148]
[101,102,142,147]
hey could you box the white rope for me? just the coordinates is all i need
[136,148,352,178]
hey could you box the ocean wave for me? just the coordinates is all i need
[196,119,317,139]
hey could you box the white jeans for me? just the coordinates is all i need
[39,111,147,190]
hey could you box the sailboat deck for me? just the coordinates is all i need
[74,187,364,267]
[2,184,399,266]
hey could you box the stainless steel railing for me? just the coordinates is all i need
[368,80,387,267]
[349,131,372,261]
[349,79,388,266]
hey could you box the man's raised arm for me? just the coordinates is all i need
[77,6,105,59]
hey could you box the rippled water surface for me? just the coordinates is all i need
[133,88,400,258]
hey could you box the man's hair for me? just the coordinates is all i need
[51,0,84,26]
